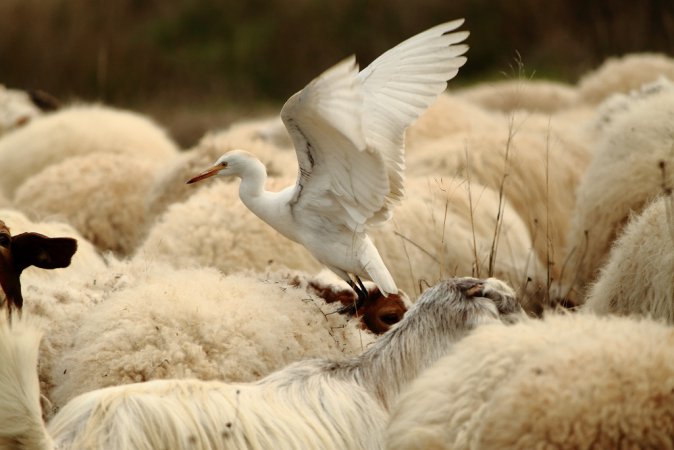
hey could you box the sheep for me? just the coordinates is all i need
[407,121,590,288]
[302,269,409,334]
[0,219,77,314]
[148,95,499,219]
[0,209,105,283]
[386,313,674,450]
[372,177,546,309]
[577,52,674,105]
[0,209,107,408]
[217,115,292,149]
[403,93,501,152]
[146,118,297,218]
[147,95,498,217]
[0,84,42,137]
[45,263,398,413]
[558,80,674,303]
[137,175,545,307]
[456,78,578,114]
[0,276,522,450]
[139,177,326,275]
[14,152,161,256]
[582,195,674,321]
[587,76,674,138]
[149,95,495,218]
[0,190,10,209]
[0,104,179,198]
[0,229,402,417]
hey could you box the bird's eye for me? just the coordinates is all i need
[220,162,228,168]
[0,233,9,248]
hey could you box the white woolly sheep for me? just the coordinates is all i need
[558,81,674,303]
[147,94,497,216]
[583,195,674,321]
[148,95,494,218]
[0,277,521,450]
[386,313,674,450]
[138,177,324,275]
[372,177,546,309]
[137,175,545,308]
[587,76,674,138]
[0,233,403,419]
[456,78,578,114]
[577,52,674,105]
[146,118,297,218]
[509,106,596,145]
[219,114,292,149]
[0,84,42,137]
[403,93,501,152]
[14,152,161,256]
[45,262,402,413]
[0,104,179,198]
[0,191,10,209]
[407,121,590,286]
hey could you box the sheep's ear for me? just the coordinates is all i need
[10,233,78,273]
[28,89,61,112]
[0,236,23,310]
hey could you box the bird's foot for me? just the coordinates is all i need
[333,298,362,316]
[333,280,369,316]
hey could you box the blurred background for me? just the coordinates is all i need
[2,0,673,146]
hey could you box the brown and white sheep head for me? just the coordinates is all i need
[307,280,408,334]
[0,220,78,315]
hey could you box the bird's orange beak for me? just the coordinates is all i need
[186,165,221,184]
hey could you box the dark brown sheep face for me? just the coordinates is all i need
[0,220,78,314]
[358,288,407,334]
[307,280,408,334]
[0,224,12,310]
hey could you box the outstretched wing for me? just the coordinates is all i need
[358,19,469,215]
[281,20,469,233]
[282,57,388,232]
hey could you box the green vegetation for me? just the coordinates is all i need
[1,0,671,145]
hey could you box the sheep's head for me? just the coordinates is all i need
[0,219,78,314]
[0,85,47,136]
[407,277,523,339]
[307,280,408,334]
[0,222,12,310]
[360,289,407,334]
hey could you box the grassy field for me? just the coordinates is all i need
[1,0,672,145]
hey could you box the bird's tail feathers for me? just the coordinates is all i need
[362,239,398,297]
[0,314,53,450]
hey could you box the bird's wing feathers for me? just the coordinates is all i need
[281,20,468,232]
[282,57,391,232]
[357,19,469,216]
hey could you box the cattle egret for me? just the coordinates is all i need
[187,19,469,312]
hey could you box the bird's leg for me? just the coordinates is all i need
[354,276,368,306]
[335,276,369,316]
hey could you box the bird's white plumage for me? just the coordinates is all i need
[358,19,469,215]
[188,20,469,297]
[282,19,468,233]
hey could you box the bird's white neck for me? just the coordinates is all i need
[236,157,296,241]
[236,156,268,203]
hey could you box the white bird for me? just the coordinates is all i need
[187,19,469,312]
